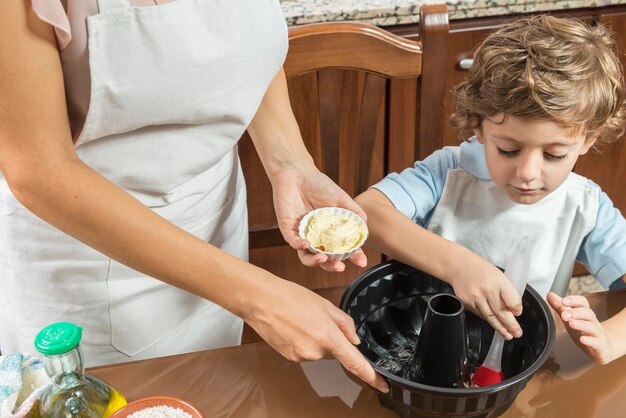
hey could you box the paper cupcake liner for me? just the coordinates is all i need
[298,207,368,261]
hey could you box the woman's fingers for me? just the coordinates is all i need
[320,258,346,272]
[331,335,389,393]
[293,236,366,272]
[326,303,388,392]
[289,237,311,251]
[328,307,360,345]
[297,249,329,267]
[336,195,368,224]
[348,249,367,268]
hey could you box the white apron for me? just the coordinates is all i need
[426,169,598,297]
[0,0,287,365]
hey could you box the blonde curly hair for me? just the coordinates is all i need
[450,15,626,150]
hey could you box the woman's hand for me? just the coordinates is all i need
[247,68,367,272]
[547,292,622,365]
[243,276,389,393]
[271,165,368,272]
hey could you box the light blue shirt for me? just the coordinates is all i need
[373,138,626,295]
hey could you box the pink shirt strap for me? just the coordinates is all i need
[31,0,72,49]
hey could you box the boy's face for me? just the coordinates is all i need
[475,114,595,205]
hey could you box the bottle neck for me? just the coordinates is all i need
[44,346,86,388]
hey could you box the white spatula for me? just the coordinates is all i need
[472,236,531,386]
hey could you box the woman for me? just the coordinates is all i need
[0,0,388,392]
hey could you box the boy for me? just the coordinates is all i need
[356,15,626,365]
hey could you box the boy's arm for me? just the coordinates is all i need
[356,188,523,339]
[577,188,626,289]
[548,289,626,364]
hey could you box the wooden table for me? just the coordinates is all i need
[91,289,626,417]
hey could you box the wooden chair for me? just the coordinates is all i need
[284,5,449,166]
[239,6,449,341]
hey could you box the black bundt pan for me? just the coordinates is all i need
[340,260,556,418]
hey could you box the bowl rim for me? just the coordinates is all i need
[339,259,557,395]
[110,396,204,418]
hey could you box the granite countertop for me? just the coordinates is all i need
[281,0,626,27]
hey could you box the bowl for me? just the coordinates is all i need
[339,260,556,418]
[298,207,368,261]
[110,396,203,418]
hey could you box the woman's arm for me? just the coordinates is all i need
[247,68,367,271]
[0,0,248,317]
[355,188,524,339]
[0,0,387,393]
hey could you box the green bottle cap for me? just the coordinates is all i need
[34,322,83,355]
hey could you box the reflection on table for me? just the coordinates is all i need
[91,289,626,417]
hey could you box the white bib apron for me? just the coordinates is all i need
[0,0,287,365]
[427,170,598,297]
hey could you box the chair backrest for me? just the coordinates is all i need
[284,23,424,78]
[284,4,449,165]
[239,6,450,312]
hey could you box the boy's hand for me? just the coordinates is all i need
[449,256,523,340]
[547,292,616,365]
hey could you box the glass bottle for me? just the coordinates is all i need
[34,322,127,418]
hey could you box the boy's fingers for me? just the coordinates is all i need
[497,309,523,338]
[562,307,597,323]
[568,319,599,337]
[476,299,512,340]
[562,295,590,309]
[501,283,523,316]
[490,288,522,336]
[546,292,565,313]
[579,335,602,349]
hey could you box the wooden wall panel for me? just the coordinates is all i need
[388,78,418,174]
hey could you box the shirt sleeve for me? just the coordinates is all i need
[577,187,626,288]
[371,147,458,226]
[31,0,72,49]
